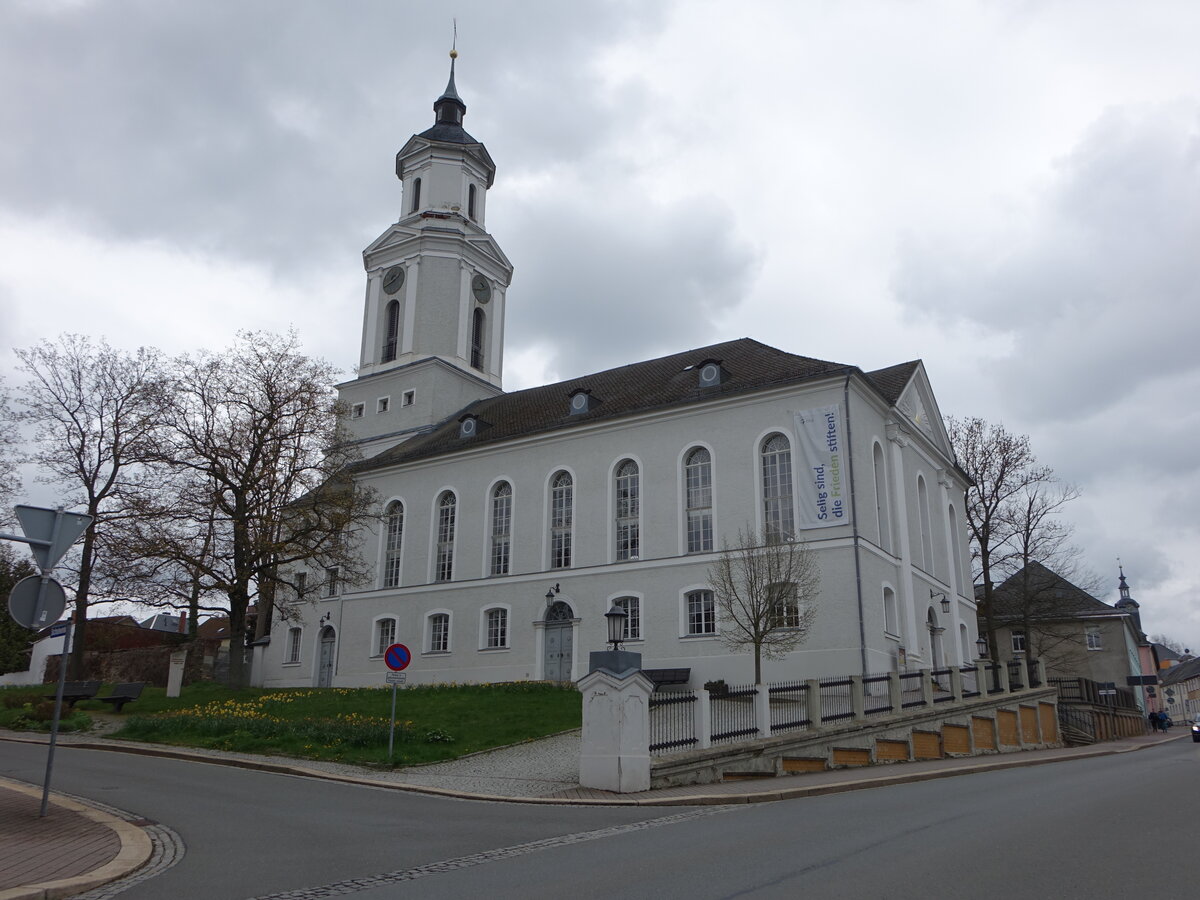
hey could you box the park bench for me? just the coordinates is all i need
[643,668,691,690]
[45,680,101,708]
[98,682,145,713]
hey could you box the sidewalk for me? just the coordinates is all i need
[0,727,1185,898]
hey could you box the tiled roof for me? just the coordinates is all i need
[989,562,1119,620]
[359,338,861,471]
[1160,654,1200,686]
[864,360,919,405]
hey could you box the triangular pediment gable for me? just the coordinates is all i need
[363,223,422,259]
[892,362,953,458]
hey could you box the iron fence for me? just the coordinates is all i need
[1007,659,1025,690]
[648,690,698,754]
[1026,658,1043,688]
[960,665,980,698]
[983,662,1006,694]
[863,672,893,716]
[768,680,811,734]
[819,675,854,723]
[899,671,926,708]
[931,667,955,702]
[710,683,759,745]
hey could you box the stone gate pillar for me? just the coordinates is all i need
[578,664,654,793]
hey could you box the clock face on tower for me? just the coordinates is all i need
[471,273,492,304]
[382,266,405,295]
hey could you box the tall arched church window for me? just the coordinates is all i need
[614,459,639,561]
[471,308,485,371]
[761,433,795,541]
[917,475,934,574]
[684,447,713,554]
[490,481,512,576]
[468,183,477,220]
[435,491,456,582]
[410,177,422,213]
[550,471,573,569]
[873,442,892,553]
[382,300,400,363]
[382,501,404,588]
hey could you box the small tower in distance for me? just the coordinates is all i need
[340,49,513,457]
[1114,564,1144,637]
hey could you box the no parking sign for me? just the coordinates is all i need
[384,643,411,671]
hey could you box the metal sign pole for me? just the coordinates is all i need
[388,683,399,761]
[40,620,71,817]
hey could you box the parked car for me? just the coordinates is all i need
[1192,715,1200,743]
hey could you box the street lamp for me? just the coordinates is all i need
[976,635,989,658]
[930,590,950,614]
[605,603,628,651]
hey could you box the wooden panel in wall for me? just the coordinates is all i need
[912,731,943,759]
[972,716,997,750]
[782,757,827,773]
[1039,703,1058,743]
[1020,705,1039,743]
[942,724,970,755]
[997,709,1019,746]
[875,739,910,762]
[831,747,871,767]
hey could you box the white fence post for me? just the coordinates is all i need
[697,688,712,749]
[888,671,903,713]
[950,665,964,703]
[806,678,822,727]
[920,668,934,706]
[755,683,771,738]
[578,669,654,793]
[850,675,865,721]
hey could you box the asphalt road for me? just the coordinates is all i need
[3,738,1198,899]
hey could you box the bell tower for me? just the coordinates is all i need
[341,51,513,456]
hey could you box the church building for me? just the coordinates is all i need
[259,57,978,690]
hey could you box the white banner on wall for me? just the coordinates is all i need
[793,404,851,528]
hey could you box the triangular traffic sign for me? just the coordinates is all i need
[14,505,93,571]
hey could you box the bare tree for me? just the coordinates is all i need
[1150,634,1190,655]
[708,527,820,684]
[0,377,20,527]
[118,331,376,686]
[13,335,165,678]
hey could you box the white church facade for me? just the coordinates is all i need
[259,59,978,690]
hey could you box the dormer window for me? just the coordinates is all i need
[568,389,597,416]
[696,359,727,389]
[459,414,482,439]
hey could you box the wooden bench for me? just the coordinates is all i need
[644,668,691,689]
[45,680,102,708]
[98,682,145,713]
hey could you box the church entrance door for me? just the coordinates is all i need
[318,627,336,687]
[543,601,574,682]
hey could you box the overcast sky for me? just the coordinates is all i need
[2,0,1197,648]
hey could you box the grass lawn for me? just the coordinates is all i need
[29,681,583,766]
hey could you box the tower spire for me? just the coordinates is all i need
[434,31,466,126]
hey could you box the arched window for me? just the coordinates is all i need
[948,504,964,595]
[410,177,422,213]
[614,459,639,561]
[428,613,450,654]
[917,475,934,573]
[382,300,400,363]
[685,589,716,635]
[468,183,477,220]
[471,308,485,370]
[761,433,794,541]
[484,607,509,649]
[684,447,713,554]
[873,442,892,553]
[613,596,641,641]
[768,582,800,628]
[490,481,512,576]
[883,586,899,636]
[373,617,397,657]
[550,471,573,569]
[435,491,456,582]
[382,500,403,588]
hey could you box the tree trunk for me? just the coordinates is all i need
[226,589,248,688]
[68,524,97,680]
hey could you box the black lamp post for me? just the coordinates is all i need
[605,603,628,651]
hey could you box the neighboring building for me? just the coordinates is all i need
[259,58,978,690]
[1159,655,1200,722]
[981,562,1149,709]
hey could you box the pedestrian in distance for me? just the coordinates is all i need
[1149,710,1159,733]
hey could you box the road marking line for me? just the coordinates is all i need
[247,806,742,899]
